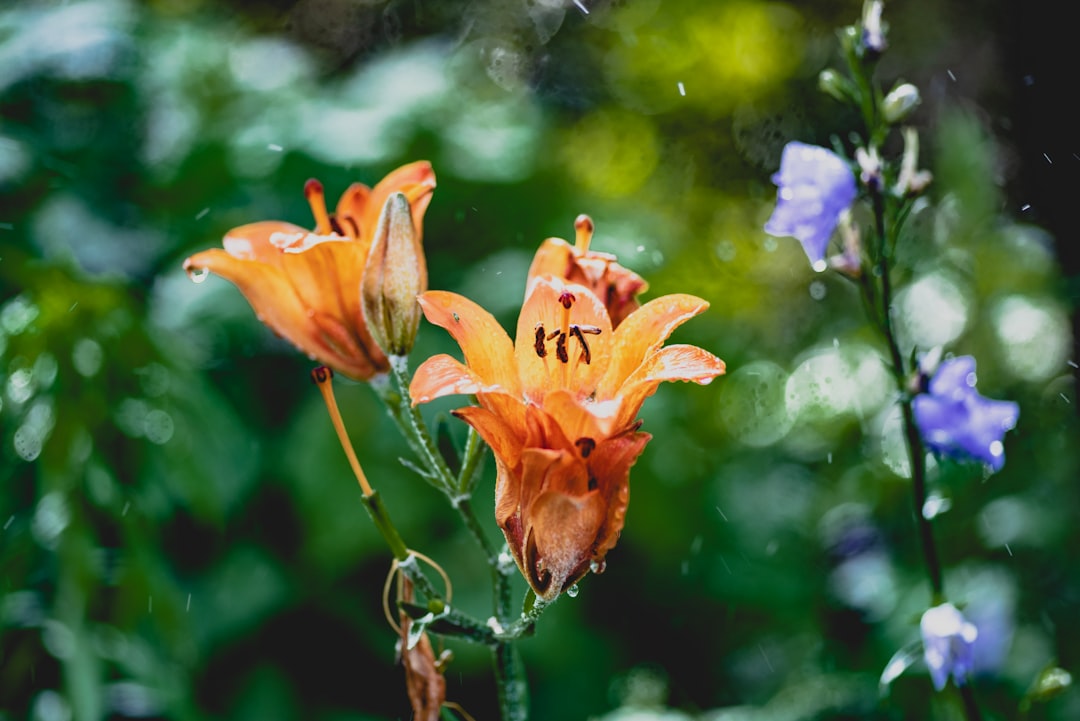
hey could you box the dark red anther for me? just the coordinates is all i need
[328,216,345,236]
[575,437,596,458]
[534,324,547,358]
[556,332,569,363]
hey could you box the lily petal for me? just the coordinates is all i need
[416,290,520,398]
[363,160,437,240]
[599,294,711,398]
[613,344,726,430]
[411,354,506,404]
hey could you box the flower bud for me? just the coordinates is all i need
[363,192,427,356]
[818,68,856,104]
[861,0,886,57]
[882,82,921,124]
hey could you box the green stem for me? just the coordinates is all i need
[388,356,457,488]
[493,641,529,721]
[457,424,487,495]
[868,188,944,599]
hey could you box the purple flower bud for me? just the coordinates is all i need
[912,356,1020,472]
[765,142,857,271]
[921,603,978,691]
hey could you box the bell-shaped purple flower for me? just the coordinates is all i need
[921,603,978,691]
[913,356,1020,472]
[765,142,857,271]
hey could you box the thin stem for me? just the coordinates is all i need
[868,189,944,599]
[388,356,458,487]
[958,683,985,721]
[457,424,486,495]
[493,642,529,721]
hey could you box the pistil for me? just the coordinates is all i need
[311,366,374,496]
[304,179,333,235]
[574,214,594,252]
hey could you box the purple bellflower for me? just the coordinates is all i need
[921,603,978,691]
[765,142,858,271]
[913,356,1020,472]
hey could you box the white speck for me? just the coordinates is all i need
[195,207,210,220]
[1005,543,1013,556]
[812,259,827,273]
[1060,392,1070,404]
[827,452,833,464]
[1020,204,1030,211]
[186,593,192,611]
[573,0,588,13]
[148,596,152,613]
[947,69,956,82]
[485,617,505,634]
[3,515,12,530]
[1044,153,1053,164]
[268,144,283,152]
[1068,360,1078,368]
[677,81,686,96]
[122,501,130,516]
[716,505,728,521]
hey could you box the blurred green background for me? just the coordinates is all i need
[2,0,1078,719]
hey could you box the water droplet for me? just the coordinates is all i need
[809,280,827,300]
[31,492,70,549]
[589,559,606,574]
[186,266,209,284]
[144,410,174,445]
[566,584,579,598]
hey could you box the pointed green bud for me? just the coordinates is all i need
[363,192,427,357]
[819,69,857,104]
[882,82,921,124]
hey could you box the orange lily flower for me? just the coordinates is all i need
[410,273,725,601]
[183,161,436,380]
[526,214,648,328]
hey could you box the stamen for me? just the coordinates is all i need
[311,366,374,496]
[569,324,601,364]
[304,178,333,235]
[328,216,345,236]
[574,214,594,252]
[556,332,569,363]
[575,437,596,458]
[534,324,547,358]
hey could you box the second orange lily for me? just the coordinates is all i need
[183,161,436,380]
[410,240,725,601]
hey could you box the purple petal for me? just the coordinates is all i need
[764,142,857,269]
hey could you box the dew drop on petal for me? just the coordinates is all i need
[566,584,579,598]
[186,267,209,284]
[989,440,1004,458]
[589,559,606,574]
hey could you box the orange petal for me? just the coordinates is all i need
[452,405,525,479]
[541,389,620,446]
[526,237,575,285]
[410,354,505,404]
[183,248,369,376]
[363,161,437,241]
[514,276,612,402]
[612,344,726,429]
[334,182,373,238]
[416,290,520,398]
[586,429,650,559]
[220,221,310,267]
[598,293,710,399]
